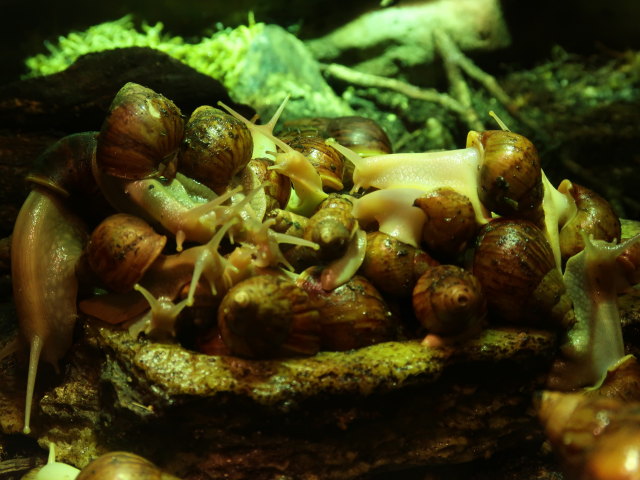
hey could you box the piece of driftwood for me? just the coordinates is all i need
[0,47,245,132]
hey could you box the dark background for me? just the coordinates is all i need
[1,0,640,85]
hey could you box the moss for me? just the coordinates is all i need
[23,14,264,92]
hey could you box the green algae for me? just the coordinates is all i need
[24,15,264,93]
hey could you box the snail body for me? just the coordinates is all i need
[13,189,87,434]
[11,133,97,434]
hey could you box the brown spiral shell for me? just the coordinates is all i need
[303,194,357,261]
[360,231,439,297]
[412,265,487,336]
[285,135,346,191]
[85,213,167,293]
[76,451,181,480]
[414,187,479,259]
[178,105,253,194]
[470,130,543,218]
[471,218,573,328]
[297,267,399,351]
[96,82,184,180]
[218,274,320,358]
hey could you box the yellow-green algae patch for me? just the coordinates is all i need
[93,322,555,407]
[24,15,263,92]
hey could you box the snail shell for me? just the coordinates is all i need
[558,181,621,262]
[414,187,479,260]
[178,105,253,194]
[96,82,184,180]
[218,274,320,358]
[285,135,345,191]
[471,218,573,328]
[297,267,399,351]
[360,231,439,297]
[239,157,291,216]
[281,116,393,157]
[26,131,99,198]
[412,265,487,337]
[85,214,167,293]
[76,451,181,480]
[281,116,392,190]
[469,130,543,218]
[304,194,357,261]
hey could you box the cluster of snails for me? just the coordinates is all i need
[9,82,640,437]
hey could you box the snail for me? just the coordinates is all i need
[218,98,329,216]
[558,180,621,263]
[280,115,393,158]
[328,130,578,268]
[84,213,167,293]
[218,273,321,358]
[359,231,439,297]
[412,265,487,345]
[281,115,393,191]
[11,133,97,434]
[296,266,400,351]
[178,105,253,194]
[413,187,479,260]
[548,232,640,390]
[470,129,543,219]
[238,157,292,219]
[284,135,346,191]
[538,388,640,480]
[303,194,358,261]
[96,82,184,180]
[471,218,574,329]
[75,451,181,480]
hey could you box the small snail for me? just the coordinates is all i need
[285,135,346,191]
[218,274,321,358]
[76,451,181,480]
[471,218,574,329]
[96,82,184,180]
[238,158,292,218]
[85,213,167,293]
[413,187,479,260]
[468,130,543,219]
[297,267,399,351]
[412,265,487,340]
[280,115,393,157]
[558,181,621,263]
[360,231,439,297]
[178,105,253,194]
